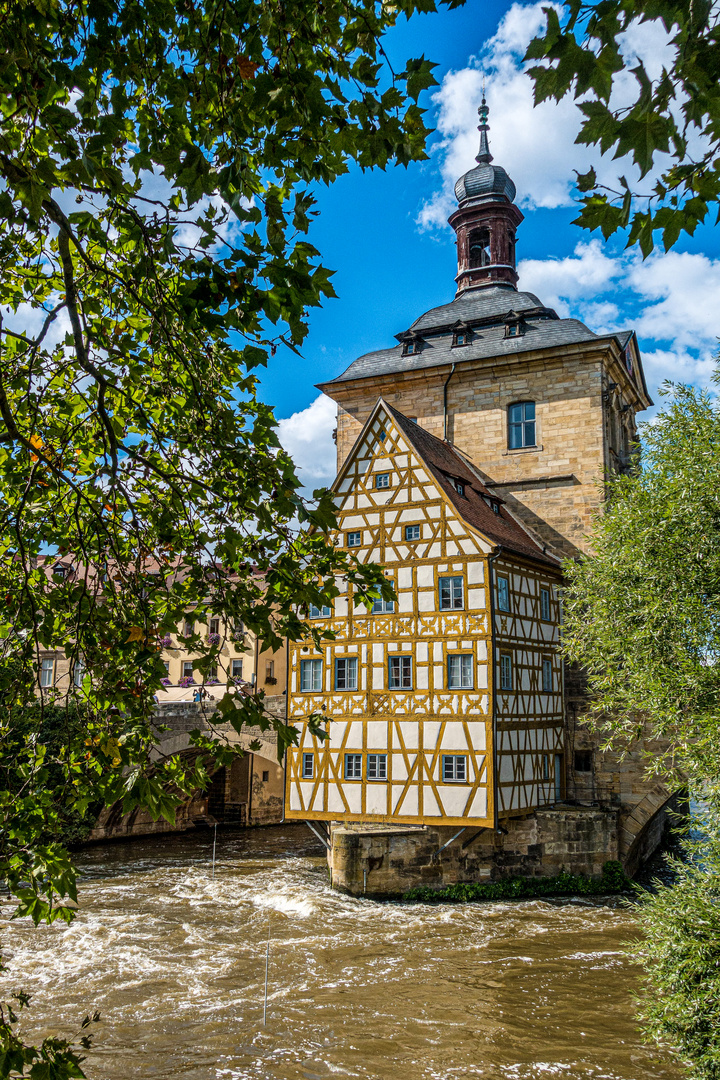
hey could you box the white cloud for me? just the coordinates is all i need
[518,240,620,315]
[518,242,720,398]
[276,394,337,490]
[629,252,720,349]
[418,2,682,231]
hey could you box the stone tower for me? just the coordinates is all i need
[317,101,653,560]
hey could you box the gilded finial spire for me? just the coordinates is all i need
[476,86,492,165]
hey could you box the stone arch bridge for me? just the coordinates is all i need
[90,698,286,842]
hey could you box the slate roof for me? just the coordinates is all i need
[321,286,627,387]
[385,403,561,570]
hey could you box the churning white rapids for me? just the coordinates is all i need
[0,824,679,1079]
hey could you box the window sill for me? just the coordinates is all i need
[503,444,542,456]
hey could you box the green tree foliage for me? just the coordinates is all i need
[562,376,720,1076]
[562,381,720,784]
[525,0,720,254]
[0,0,453,1005]
[635,806,720,1080]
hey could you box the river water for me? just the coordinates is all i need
[0,824,679,1080]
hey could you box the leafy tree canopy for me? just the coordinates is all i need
[526,0,720,255]
[0,0,451,936]
[562,375,720,1077]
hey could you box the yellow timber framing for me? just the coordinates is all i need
[285,398,563,829]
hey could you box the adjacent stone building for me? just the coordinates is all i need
[286,99,673,895]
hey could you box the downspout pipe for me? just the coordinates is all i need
[488,545,503,833]
[443,362,457,442]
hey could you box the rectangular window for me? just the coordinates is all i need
[183,618,194,637]
[302,753,314,779]
[497,576,510,612]
[371,596,395,614]
[375,473,390,489]
[574,750,593,773]
[163,660,170,674]
[182,661,194,679]
[231,659,243,680]
[499,653,513,691]
[439,576,464,611]
[542,754,549,781]
[542,657,553,692]
[309,604,332,618]
[344,753,362,780]
[335,657,358,691]
[300,658,322,692]
[40,657,54,688]
[347,531,361,547]
[404,524,421,541]
[447,654,473,690]
[209,616,220,635]
[540,587,551,621]
[367,754,387,781]
[388,655,412,690]
[73,658,84,688]
[442,755,467,783]
[554,754,564,801]
[508,401,536,449]
[266,660,275,680]
[208,664,218,681]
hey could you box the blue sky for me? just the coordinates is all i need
[269,1,720,486]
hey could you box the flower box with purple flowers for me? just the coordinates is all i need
[179,676,196,687]
[208,632,221,645]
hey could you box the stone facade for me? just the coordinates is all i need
[329,343,643,562]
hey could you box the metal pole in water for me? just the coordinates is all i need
[212,823,217,880]
[263,930,270,1025]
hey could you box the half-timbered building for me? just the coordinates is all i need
[286,400,563,829]
[286,98,677,891]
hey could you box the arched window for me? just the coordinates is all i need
[469,227,491,268]
[508,401,536,449]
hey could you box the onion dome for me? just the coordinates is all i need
[454,97,516,204]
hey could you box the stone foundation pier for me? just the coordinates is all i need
[328,807,623,898]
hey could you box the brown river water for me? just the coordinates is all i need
[0,824,680,1080]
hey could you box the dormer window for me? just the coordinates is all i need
[403,338,421,356]
[483,495,501,515]
[504,311,526,338]
[452,326,471,347]
[52,564,67,579]
[454,479,466,497]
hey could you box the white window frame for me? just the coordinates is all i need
[367,754,387,781]
[40,657,54,688]
[542,657,553,692]
[375,473,390,489]
[300,658,322,692]
[183,618,194,636]
[347,531,361,547]
[209,616,220,635]
[447,654,473,690]
[540,587,551,622]
[344,753,362,780]
[231,659,243,680]
[309,604,332,619]
[499,653,513,691]
[497,576,510,612]
[438,575,464,611]
[388,655,412,690]
[335,657,358,691]
[73,658,84,688]
[404,524,420,541]
[302,753,314,779]
[508,401,536,449]
[182,661,194,679]
[371,596,395,614]
[442,755,467,783]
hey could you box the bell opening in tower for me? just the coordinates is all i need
[469,227,491,268]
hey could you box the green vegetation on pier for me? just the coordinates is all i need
[403,861,631,904]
